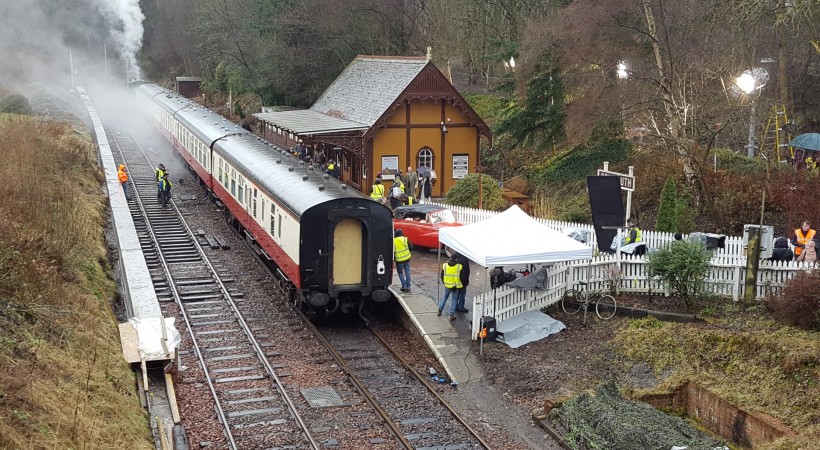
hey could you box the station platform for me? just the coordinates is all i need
[389,285,484,385]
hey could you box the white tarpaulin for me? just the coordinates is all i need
[439,205,593,267]
[496,310,566,348]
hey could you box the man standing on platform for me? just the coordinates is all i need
[393,229,413,292]
[438,256,463,321]
[405,166,418,203]
[453,252,470,313]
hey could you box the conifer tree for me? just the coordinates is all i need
[655,177,678,232]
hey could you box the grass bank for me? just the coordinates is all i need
[614,306,820,449]
[0,114,152,448]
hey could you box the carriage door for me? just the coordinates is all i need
[332,218,363,285]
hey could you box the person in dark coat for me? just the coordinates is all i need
[453,253,470,313]
[420,176,432,201]
[770,236,793,262]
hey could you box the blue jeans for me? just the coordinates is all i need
[456,287,467,310]
[396,260,411,289]
[439,286,460,316]
[121,181,130,200]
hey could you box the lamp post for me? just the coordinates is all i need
[735,68,769,158]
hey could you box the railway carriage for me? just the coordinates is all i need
[134,83,394,317]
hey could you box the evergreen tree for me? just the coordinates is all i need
[494,52,565,153]
[655,177,678,232]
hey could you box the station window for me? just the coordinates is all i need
[417,147,434,171]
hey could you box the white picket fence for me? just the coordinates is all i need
[434,201,813,339]
[468,255,815,339]
[430,201,748,257]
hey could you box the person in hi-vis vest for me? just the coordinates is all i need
[438,256,463,321]
[792,221,816,257]
[393,229,413,292]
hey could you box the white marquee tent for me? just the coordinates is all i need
[438,205,593,267]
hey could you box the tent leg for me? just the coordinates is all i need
[436,245,442,304]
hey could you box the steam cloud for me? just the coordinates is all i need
[94,0,145,82]
[0,0,145,90]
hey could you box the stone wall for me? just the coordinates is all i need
[636,382,794,448]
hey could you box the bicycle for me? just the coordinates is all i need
[561,281,618,323]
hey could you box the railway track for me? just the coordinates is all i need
[317,323,491,449]
[106,124,317,449]
[102,113,493,449]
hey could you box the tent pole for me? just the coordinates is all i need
[480,268,487,357]
[436,245,442,304]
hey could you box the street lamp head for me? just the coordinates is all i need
[616,61,628,80]
[735,68,769,96]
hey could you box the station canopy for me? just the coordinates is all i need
[439,205,593,267]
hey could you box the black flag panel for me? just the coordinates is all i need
[587,176,625,253]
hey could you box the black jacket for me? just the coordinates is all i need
[771,236,794,262]
[453,254,471,287]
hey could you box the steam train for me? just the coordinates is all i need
[133,82,394,318]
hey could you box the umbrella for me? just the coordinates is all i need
[788,133,820,152]
[417,165,432,178]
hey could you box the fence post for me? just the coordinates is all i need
[732,265,741,302]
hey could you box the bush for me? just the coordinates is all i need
[647,241,713,306]
[655,177,678,232]
[445,173,507,210]
[0,95,32,115]
[766,271,820,330]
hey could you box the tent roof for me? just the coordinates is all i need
[439,205,593,267]
[789,133,820,152]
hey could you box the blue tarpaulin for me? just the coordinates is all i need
[789,133,820,152]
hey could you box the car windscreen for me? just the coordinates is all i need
[428,209,456,224]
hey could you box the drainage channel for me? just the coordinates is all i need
[105,123,317,450]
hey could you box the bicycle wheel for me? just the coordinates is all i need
[595,294,618,320]
[561,289,584,315]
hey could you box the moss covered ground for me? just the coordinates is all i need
[614,307,820,449]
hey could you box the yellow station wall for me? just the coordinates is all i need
[370,99,479,197]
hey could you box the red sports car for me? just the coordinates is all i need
[393,204,463,248]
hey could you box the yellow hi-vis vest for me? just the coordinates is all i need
[394,236,411,262]
[625,227,642,244]
[371,184,385,199]
[442,263,463,288]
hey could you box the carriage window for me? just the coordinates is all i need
[278,214,282,238]
[238,176,245,203]
[416,147,434,171]
[253,189,258,217]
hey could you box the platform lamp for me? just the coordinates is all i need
[734,68,769,158]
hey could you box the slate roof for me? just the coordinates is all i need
[309,56,429,127]
[255,110,368,135]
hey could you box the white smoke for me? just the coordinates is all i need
[93,0,145,82]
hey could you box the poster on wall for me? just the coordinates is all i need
[452,154,469,179]
[381,155,399,180]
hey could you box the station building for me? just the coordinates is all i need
[254,55,492,198]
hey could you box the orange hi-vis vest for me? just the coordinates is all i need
[794,228,816,256]
[118,168,128,183]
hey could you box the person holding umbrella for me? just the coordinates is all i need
[417,165,432,202]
